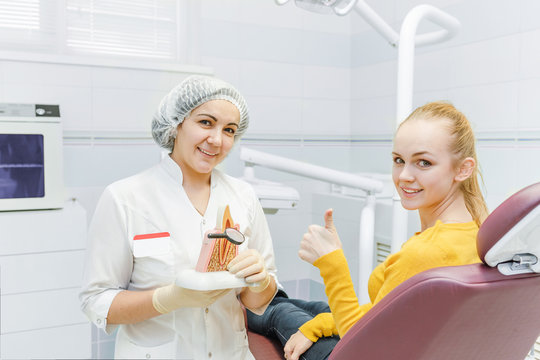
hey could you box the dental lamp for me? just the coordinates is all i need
[275,0,461,254]
[241,146,383,303]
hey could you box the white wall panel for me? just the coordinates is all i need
[200,20,303,64]
[301,99,351,135]
[0,202,86,255]
[3,61,92,87]
[518,79,540,130]
[301,30,351,68]
[350,96,396,135]
[295,144,351,172]
[477,145,519,211]
[0,61,4,101]
[238,61,304,98]
[0,250,85,294]
[519,0,540,32]
[240,2,304,30]
[515,146,540,191]
[519,29,540,79]
[92,88,166,132]
[351,30,398,66]
[1,288,86,333]
[200,19,351,68]
[352,60,397,99]
[430,0,520,46]
[414,49,452,92]
[64,186,106,224]
[448,35,519,88]
[411,90,449,110]
[200,56,240,87]
[199,0,244,23]
[448,82,518,132]
[91,67,183,91]
[1,323,91,359]
[243,96,303,135]
[267,208,313,282]
[350,143,393,174]
[63,144,161,188]
[303,66,351,100]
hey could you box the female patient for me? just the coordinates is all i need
[283,101,488,359]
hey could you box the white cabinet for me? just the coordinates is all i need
[0,200,91,359]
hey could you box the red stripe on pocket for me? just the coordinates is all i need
[133,232,170,240]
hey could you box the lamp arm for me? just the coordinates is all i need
[240,147,384,194]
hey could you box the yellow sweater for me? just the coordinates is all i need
[299,220,480,341]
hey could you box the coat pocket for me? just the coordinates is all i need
[133,232,171,258]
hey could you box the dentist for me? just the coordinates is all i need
[80,75,277,359]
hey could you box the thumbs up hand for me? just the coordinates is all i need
[299,209,343,264]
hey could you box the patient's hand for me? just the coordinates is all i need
[284,330,313,360]
[299,209,342,264]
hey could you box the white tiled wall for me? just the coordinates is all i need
[2,0,539,358]
[350,0,540,211]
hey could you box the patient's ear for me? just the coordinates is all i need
[455,157,475,182]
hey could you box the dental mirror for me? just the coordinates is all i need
[207,228,245,245]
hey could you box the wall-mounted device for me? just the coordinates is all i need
[0,103,64,211]
[240,166,300,215]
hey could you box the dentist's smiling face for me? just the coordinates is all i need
[392,118,461,213]
[172,99,240,178]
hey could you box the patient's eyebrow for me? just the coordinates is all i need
[392,151,433,156]
[412,151,433,157]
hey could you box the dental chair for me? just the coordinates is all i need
[247,182,540,360]
[330,182,540,360]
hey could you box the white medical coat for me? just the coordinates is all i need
[79,155,277,359]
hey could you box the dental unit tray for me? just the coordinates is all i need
[176,269,253,290]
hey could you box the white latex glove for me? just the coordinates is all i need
[299,209,342,264]
[152,284,229,314]
[227,249,270,293]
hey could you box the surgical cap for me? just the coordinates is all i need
[151,75,249,151]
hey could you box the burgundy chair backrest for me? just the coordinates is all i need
[330,182,540,360]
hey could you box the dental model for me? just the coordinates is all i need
[196,205,240,272]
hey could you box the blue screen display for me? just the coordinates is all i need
[0,134,45,199]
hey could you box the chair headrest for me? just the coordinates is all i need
[477,182,540,273]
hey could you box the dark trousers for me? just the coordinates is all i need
[246,290,339,360]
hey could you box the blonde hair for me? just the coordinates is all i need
[400,101,488,226]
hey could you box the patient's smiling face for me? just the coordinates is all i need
[392,118,462,215]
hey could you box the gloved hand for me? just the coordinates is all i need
[227,249,271,293]
[152,284,229,314]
